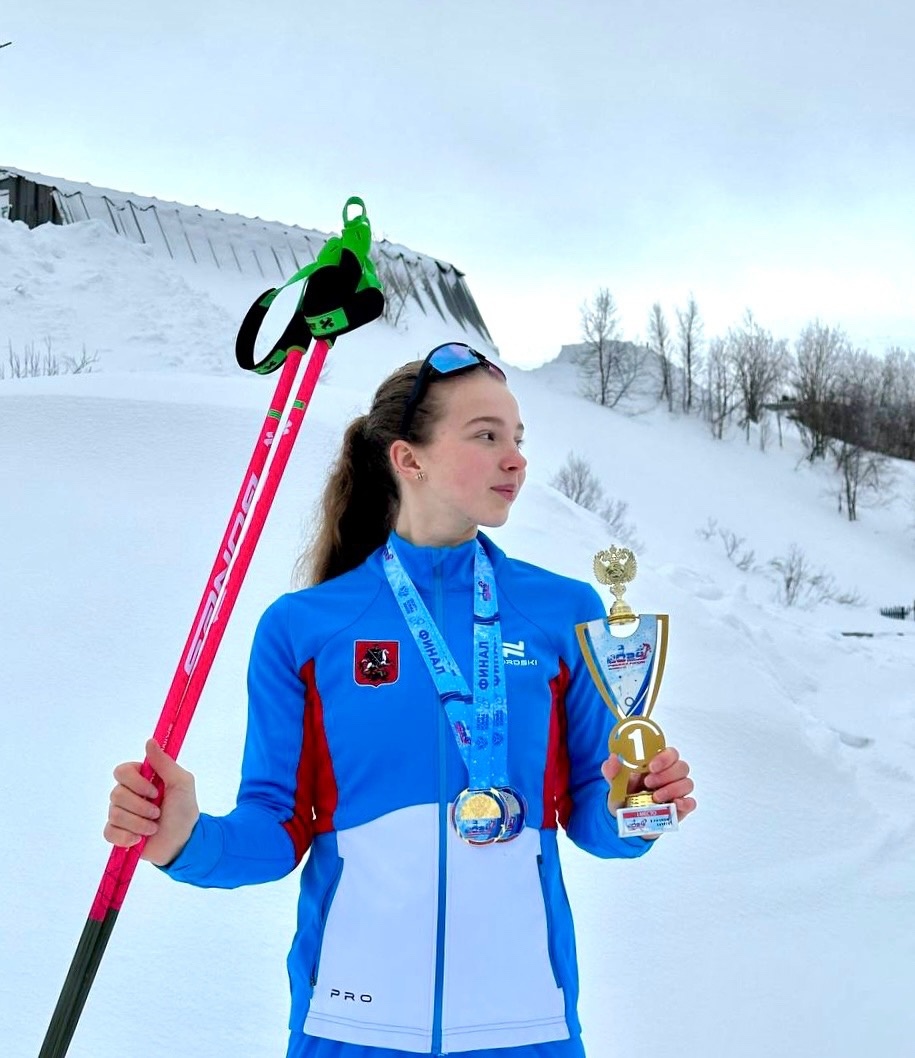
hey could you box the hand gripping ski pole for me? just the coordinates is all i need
[37,198,385,1058]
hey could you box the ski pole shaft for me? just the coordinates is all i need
[152,348,302,759]
[163,339,331,761]
[37,341,329,1058]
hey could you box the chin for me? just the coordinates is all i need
[477,510,511,529]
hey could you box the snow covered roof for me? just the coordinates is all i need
[0,166,492,343]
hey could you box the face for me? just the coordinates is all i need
[394,371,527,545]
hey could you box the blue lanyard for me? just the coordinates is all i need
[381,538,509,789]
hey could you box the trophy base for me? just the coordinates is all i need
[617,797,678,838]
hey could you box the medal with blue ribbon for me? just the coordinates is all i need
[575,546,678,837]
[382,538,525,845]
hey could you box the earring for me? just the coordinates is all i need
[416,471,425,481]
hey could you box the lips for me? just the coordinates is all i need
[492,485,517,501]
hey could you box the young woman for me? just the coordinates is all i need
[105,343,696,1058]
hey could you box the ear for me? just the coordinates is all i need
[389,439,423,479]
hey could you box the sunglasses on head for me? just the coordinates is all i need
[400,343,506,437]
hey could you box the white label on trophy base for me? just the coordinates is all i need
[617,801,679,838]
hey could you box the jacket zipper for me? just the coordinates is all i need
[431,563,447,1057]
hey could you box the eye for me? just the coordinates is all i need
[515,437,525,449]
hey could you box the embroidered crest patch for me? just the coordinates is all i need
[354,640,399,686]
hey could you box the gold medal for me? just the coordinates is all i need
[452,788,507,845]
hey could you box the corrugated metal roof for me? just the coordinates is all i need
[0,166,492,343]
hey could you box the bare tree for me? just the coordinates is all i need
[647,302,674,411]
[792,321,847,461]
[826,347,892,521]
[573,290,613,404]
[550,452,642,547]
[727,311,790,442]
[574,289,650,408]
[830,441,890,521]
[550,452,604,509]
[676,294,703,414]
[769,545,863,607]
[575,289,619,406]
[875,347,915,461]
[705,336,737,439]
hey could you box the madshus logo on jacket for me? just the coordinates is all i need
[354,641,400,686]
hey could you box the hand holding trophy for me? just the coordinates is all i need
[576,545,691,838]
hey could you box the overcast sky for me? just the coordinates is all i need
[3,1,914,367]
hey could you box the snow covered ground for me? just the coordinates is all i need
[2,218,914,1057]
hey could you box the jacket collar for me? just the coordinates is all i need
[375,531,504,592]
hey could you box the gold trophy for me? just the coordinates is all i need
[574,546,677,837]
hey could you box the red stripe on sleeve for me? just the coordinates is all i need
[542,659,573,830]
[282,659,339,861]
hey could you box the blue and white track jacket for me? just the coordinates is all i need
[164,533,651,1055]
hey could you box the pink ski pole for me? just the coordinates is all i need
[38,339,329,1058]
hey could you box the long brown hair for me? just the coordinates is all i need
[297,357,493,585]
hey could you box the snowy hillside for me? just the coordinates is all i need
[2,217,914,1058]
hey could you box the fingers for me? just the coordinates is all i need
[674,796,698,822]
[644,759,691,798]
[600,755,620,783]
[647,746,680,774]
[112,760,159,800]
[649,776,695,804]
[103,822,145,848]
[106,803,159,837]
[644,748,696,819]
[106,752,162,848]
[110,784,161,822]
[104,790,160,846]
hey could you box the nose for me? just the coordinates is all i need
[502,446,527,472]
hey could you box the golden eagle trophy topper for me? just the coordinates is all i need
[574,545,678,838]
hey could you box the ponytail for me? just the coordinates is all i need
[298,414,398,585]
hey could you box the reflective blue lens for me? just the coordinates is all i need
[427,343,485,374]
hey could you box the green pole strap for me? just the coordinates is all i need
[234,196,386,374]
[307,195,383,295]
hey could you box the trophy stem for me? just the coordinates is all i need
[607,598,636,624]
